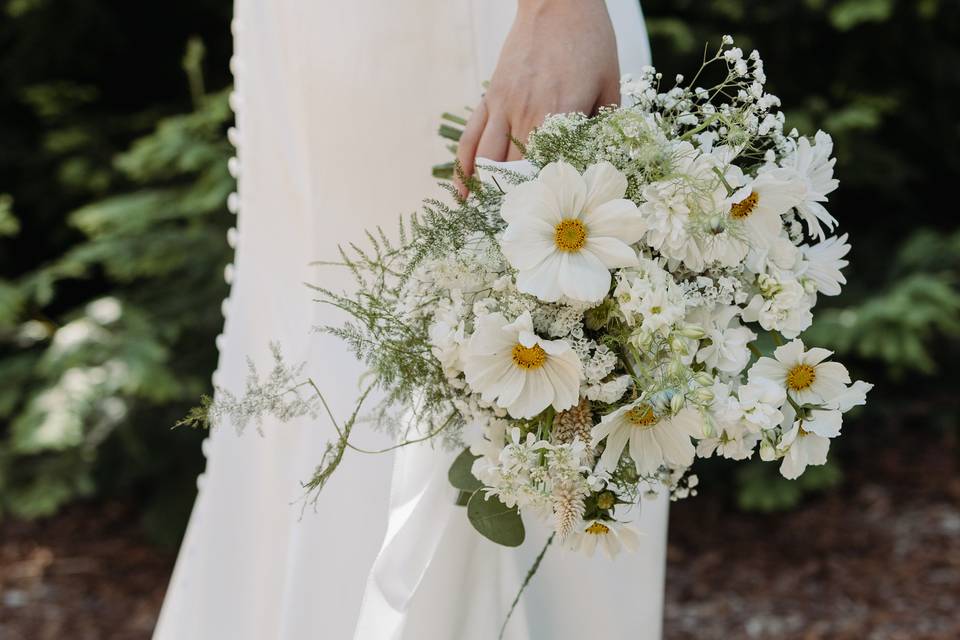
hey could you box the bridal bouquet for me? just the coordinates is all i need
[202,39,870,557]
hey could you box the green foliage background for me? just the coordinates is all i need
[0,0,957,543]
[0,0,234,544]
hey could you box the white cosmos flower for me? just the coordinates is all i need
[728,170,805,249]
[566,519,640,559]
[800,233,850,296]
[777,130,839,240]
[499,161,644,303]
[748,338,851,406]
[463,312,581,419]
[592,402,702,474]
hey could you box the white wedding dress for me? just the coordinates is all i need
[155,2,665,639]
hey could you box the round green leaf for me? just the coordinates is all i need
[448,447,482,492]
[466,490,525,547]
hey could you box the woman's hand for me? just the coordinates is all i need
[456,0,620,196]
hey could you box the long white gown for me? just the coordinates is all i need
[154,2,665,639]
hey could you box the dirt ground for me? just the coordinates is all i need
[2,434,958,640]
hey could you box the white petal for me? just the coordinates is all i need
[583,236,639,269]
[542,358,581,411]
[809,361,851,403]
[495,365,527,409]
[539,161,587,218]
[500,180,561,225]
[827,380,873,412]
[558,251,611,302]
[654,420,696,467]
[508,369,552,419]
[515,255,564,302]
[803,409,842,438]
[583,161,628,211]
[773,339,806,364]
[591,412,624,446]
[748,357,788,385]
[500,219,558,271]
[581,199,645,243]
[630,429,663,475]
[598,423,631,473]
[802,347,834,366]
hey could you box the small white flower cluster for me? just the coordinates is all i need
[335,40,870,557]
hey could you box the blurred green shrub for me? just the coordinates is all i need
[0,0,233,543]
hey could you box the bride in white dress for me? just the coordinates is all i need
[155,1,666,638]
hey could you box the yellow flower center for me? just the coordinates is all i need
[554,218,588,252]
[786,364,816,391]
[585,522,611,535]
[511,343,547,370]
[730,191,759,220]
[625,404,658,429]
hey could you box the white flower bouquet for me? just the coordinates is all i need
[202,39,870,560]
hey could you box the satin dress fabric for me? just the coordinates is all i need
[154,2,662,639]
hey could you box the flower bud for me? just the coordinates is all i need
[694,387,715,404]
[670,393,685,414]
[677,324,706,340]
[669,336,689,355]
[694,372,715,387]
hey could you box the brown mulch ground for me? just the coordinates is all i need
[1,435,957,640]
[666,435,960,640]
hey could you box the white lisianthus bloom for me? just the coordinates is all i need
[732,379,787,432]
[566,519,640,559]
[463,312,581,419]
[745,234,802,274]
[741,276,814,339]
[777,130,839,240]
[592,402,702,474]
[499,161,644,303]
[584,374,632,404]
[800,233,850,296]
[689,305,757,373]
[728,170,805,249]
[639,143,738,272]
[614,257,688,334]
[698,383,762,461]
[748,338,851,405]
[427,292,467,380]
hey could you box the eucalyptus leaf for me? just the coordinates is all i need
[467,490,525,547]
[448,447,482,492]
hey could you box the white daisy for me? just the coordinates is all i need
[728,170,805,249]
[499,161,644,303]
[592,402,703,475]
[800,233,850,296]
[748,338,851,406]
[566,519,640,559]
[463,312,582,419]
[777,130,839,240]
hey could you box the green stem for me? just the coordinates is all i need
[499,533,555,640]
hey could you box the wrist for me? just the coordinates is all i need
[517,0,608,20]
